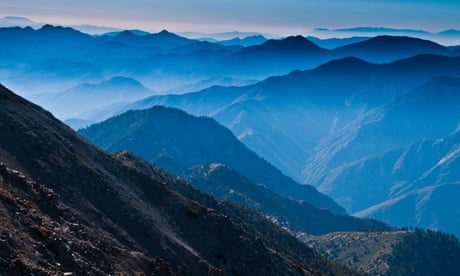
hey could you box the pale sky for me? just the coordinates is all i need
[1,0,459,34]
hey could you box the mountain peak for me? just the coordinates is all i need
[155,29,180,38]
[260,35,322,51]
[159,29,171,34]
[39,24,78,33]
[315,56,374,72]
[103,76,143,85]
[115,30,138,37]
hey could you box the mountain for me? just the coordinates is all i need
[334,35,452,63]
[0,15,120,34]
[307,231,406,274]
[209,35,330,78]
[30,77,154,120]
[306,229,460,275]
[178,163,388,235]
[219,35,268,47]
[2,26,457,97]
[79,106,345,214]
[100,54,460,183]
[0,25,104,95]
[1,24,93,53]
[69,24,121,35]
[0,16,43,28]
[306,36,370,49]
[454,47,460,55]
[180,31,267,41]
[0,25,243,95]
[104,29,151,36]
[325,27,431,36]
[94,29,195,49]
[2,59,105,97]
[314,27,460,46]
[352,130,460,236]
[168,40,242,55]
[303,76,460,236]
[165,76,258,95]
[205,35,455,80]
[0,84,359,274]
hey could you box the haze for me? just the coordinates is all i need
[1,0,459,34]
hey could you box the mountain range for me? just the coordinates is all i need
[79,106,393,236]
[314,26,460,46]
[305,76,460,236]
[3,81,460,274]
[1,24,458,111]
[0,84,359,274]
[100,54,460,183]
[30,76,154,121]
[3,18,460,273]
[80,54,460,238]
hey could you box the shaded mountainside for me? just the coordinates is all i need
[79,105,345,214]
[0,84,356,275]
[386,229,460,276]
[178,163,388,235]
[306,229,460,276]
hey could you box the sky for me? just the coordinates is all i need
[1,0,460,35]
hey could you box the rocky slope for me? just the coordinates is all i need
[179,163,388,235]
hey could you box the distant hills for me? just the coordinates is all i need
[334,35,451,63]
[0,16,120,34]
[0,16,43,29]
[0,25,243,95]
[315,26,460,46]
[103,54,460,183]
[30,76,154,121]
[218,35,268,47]
[84,55,460,238]
[2,24,458,105]
[306,36,369,49]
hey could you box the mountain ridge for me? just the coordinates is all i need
[98,54,460,183]
[79,105,345,214]
[0,84,356,274]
